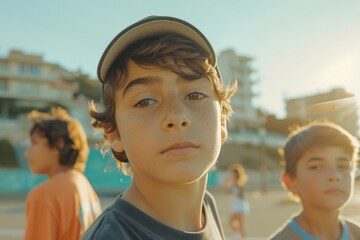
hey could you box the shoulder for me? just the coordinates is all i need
[81,201,124,239]
[342,217,360,238]
[28,173,72,196]
[267,219,299,240]
[27,172,81,203]
[80,208,114,239]
[26,182,58,219]
[27,181,52,202]
[81,195,147,240]
[204,190,215,201]
[203,190,225,239]
[203,191,219,216]
[343,216,360,227]
[204,190,218,207]
[49,171,93,194]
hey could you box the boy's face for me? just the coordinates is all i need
[24,132,60,176]
[110,60,226,184]
[286,146,354,210]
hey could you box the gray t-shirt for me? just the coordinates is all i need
[81,191,225,240]
[268,216,360,240]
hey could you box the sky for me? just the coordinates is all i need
[1,0,359,120]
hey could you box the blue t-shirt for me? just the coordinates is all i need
[289,217,348,240]
[268,215,360,240]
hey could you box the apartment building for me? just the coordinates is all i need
[285,87,359,136]
[0,50,97,145]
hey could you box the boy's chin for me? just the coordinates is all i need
[318,198,350,210]
[30,169,46,175]
[161,165,213,185]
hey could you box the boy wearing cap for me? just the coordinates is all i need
[81,16,236,239]
[268,121,360,240]
[24,108,101,240]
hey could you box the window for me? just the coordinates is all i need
[18,64,40,76]
[0,78,8,91]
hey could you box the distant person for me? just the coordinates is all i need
[268,121,360,239]
[81,15,236,240]
[24,107,102,240]
[223,163,250,240]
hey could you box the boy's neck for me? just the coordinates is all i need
[296,209,342,240]
[122,173,208,232]
[48,166,72,178]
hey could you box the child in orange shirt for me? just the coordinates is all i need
[24,108,102,240]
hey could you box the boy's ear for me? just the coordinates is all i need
[221,123,228,144]
[282,172,298,194]
[104,129,124,152]
[55,138,65,149]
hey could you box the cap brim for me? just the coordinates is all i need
[98,16,216,83]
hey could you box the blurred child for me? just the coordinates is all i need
[81,15,236,239]
[224,163,250,240]
[24,108,101,240]
[268,121,360,239]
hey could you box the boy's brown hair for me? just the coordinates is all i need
[89,33,236,167]
[28,107,89,172]
[280,121,359,177]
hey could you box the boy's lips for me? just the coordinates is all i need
[161,142,199,155]
[325,188,344,194]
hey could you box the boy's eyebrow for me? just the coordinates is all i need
[336,157,351,162]
[122,76,160,97]
[306,157,323,163]
[306,156,351,163]
[122,76,207,97]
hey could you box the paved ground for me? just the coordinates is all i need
[1,180,359,240]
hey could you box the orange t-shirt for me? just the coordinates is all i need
[25,170,101,240]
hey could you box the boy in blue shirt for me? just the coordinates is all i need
[269,121,360,240]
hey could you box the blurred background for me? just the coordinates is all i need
[1,0,359,239]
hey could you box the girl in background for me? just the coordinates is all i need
[224,163,250,240]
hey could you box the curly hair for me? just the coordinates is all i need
[28,108,89,172]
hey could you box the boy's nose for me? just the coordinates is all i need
[328,175,340,182]
[328,167,340,182]
[162,102,191,131]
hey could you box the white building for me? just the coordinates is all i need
[0,50,99,145]
[285,87,359,136]
[218,49,270,146]
[218,49,263,130]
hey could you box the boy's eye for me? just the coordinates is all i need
[187,92,206,101]
[134,98,157,108]
[308,164,321,170]
[338,162,352,169]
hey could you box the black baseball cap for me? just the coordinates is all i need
[97,16,218,83]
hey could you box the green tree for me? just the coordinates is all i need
[0,139,19,168]
[72,74,101,102]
